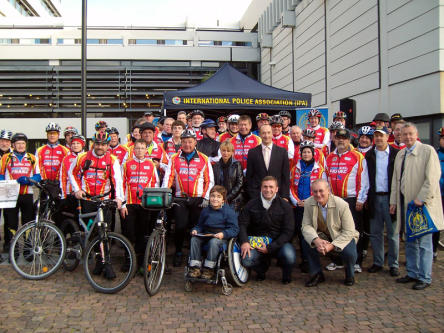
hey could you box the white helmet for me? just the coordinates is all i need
[0,129,13,140]
[46,122,61,133]
[227,114,240,124]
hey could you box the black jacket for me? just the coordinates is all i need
[212,158,244,206]
[365,145,399,217]
[238,196,294,254]
[246,144,290,200]
[196,137,220,159]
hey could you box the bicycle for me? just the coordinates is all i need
[9,179,66,280]
[140,188,187,296]
[60,192,137,294]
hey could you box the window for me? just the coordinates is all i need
[35,39,50,44]
[128,39,157,45]
[107,39,123,45]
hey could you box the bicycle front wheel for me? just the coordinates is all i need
[9,220,66,280]
[143,229,166,296]
[84,232,136,294]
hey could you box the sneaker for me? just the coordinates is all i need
[354,264,362,273]
[325,262,344,271]
[188,267,201,278]
[201,267,214,280]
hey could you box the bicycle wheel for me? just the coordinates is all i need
[60,218,81,272]
[9,220,66,280]
[83,232,136,294]
[143,229,166,296]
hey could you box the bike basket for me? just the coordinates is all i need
[141,188,172,209]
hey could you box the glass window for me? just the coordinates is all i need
[35,38,50,44]
[165,40,183,46]
[107,39,123,45]
[87,39,100,45]
[57,38,63,44]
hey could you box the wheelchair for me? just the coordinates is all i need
[184,237,250,295]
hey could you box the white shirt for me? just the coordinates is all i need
[375,145,390,192]
[261,193,276,210]
[317,202,328,221]
[262,143,273,169]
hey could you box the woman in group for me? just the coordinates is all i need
[289,140,327,271]
[212,141,244,211]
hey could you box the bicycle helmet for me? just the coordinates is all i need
[190,110,205,118]
[11,133,28,143]
[333,111,347,119]
[300,140,315,153]
[139,122,156,132]
[180,129,197,139]
[106,127,119,135]
[95,120,108,131]
[358,126,374,137]
[63,126,78,136]
[227,114,240,124]
[302,128,316,138]
[46,122,61,133]
[200,119,217,129]
[256,113,269,121]
[270,115,283,126]
[329,121,345,131]
[308,109,322,118]
[71,134,86,147]
[217,116,227,123]
[0,129,13,140]
[92,132,111,144]
[278,110,292,119]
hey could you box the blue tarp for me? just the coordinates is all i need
[163,63,311,112]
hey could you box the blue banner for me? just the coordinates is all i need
[296,108,328,129]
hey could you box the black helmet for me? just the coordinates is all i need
[190,110,205,118]
[11,133,28,143]
[46,122,61,133]
[302,128,316,138]
[180,129,197,139]
[300,140,315,153]
[329,121,345,131]
[106,127,119,135]
[279,110,292,119]
[270,115,283,126]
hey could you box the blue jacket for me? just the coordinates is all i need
[438,147,444,195]
[297,160,314,200]
[192,204,239,239]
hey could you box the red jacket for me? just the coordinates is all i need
[122,157,159,204]
[59,151,80,198]
[0,152,39,195]
[217,131,234,143]
[273,134,294,159]
[36,143,69,181]
[229,133,261,171]
[109,144,129,165]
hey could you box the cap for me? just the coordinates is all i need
[335,128,351,139]
[144,111,154,116]
[374,126,389,135]
[139,122,156,132]
[373,113,390,122]
[390,113,403,122]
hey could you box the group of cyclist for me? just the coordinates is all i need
[0,108,441,285]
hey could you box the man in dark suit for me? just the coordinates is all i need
[365,126,400,276]
[246,124,290,200]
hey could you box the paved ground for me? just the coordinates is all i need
[0,244,443,333]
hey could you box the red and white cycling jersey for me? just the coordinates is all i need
[289,161,326,206]
[308,125,330,150]
[123,141,168,172]
[109,144,129,165]
[229,133,261,171]
[163,138,182,159]
[272,134,294,159]
[325,148,369,203]
[389,141,406,150]
[217,131,234,143]
[59,151,80,198]
[36,144,69,181]
[122,156,159,205]
[162,150,214,200]
[69,150,124,200]
[0,152,39,195]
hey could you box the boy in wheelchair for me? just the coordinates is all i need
[188,185,239,280]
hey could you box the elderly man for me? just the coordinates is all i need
[390,123,444,290]
[301,179,359,286]
[239,176,295,284]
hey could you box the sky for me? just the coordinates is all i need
[61,0,253,28]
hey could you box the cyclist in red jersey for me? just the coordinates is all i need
[279,110,292,136]
[106,127,129,165]
[189,110,205,140]
[163,120,185,160]
[216,116,227,135]
[218,114,239,142]
[35,122,70,183]
[59,135,86,199]
[229,115,261,173]
[270,115,294,159]
[307,109,330,150]
[63,126,78,150]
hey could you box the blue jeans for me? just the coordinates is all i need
[189,236,226,269]
[241,242,296,278]
[405,233,433,284]
[302,239,357,278]
[370,195,399,268]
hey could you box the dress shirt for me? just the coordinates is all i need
[262,143,273,170]
[375,145,390,192]
[317,202,328,221]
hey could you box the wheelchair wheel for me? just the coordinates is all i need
[184,280,193,292]
[84,232,136,294]
[143,229,166,296]
[9,220,66,280]
[226,238,250,287]
[60,218,81,272]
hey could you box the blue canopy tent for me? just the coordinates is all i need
[163,63,311,117]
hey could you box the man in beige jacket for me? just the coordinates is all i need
[302,179,359,287]
[390,122,444,290]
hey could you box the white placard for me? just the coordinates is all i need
[0,180,20,208]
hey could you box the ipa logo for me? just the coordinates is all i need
[172,96,181,105]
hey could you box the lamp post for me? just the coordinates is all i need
[81,0,87,136]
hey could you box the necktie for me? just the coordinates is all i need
[264,146,271,170]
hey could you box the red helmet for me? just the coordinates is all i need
[217,116,227,123]
[256,113,269,121]
[308,109,322,118]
